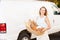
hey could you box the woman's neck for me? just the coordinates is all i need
[40,15,45,18]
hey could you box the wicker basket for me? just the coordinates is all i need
[25,20,44,36]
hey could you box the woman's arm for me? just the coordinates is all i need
[42,16,51,32]
[45,16,51,30]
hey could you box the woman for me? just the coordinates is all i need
[33,6,51,40]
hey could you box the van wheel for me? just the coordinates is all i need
[17,33,31,40]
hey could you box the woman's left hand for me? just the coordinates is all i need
[41,28,46,33]
[41,27,51,33]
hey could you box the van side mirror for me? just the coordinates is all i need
[54,11,60,15]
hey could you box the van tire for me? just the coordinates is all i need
[17,31,31,40]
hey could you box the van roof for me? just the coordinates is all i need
[33,1,55,4]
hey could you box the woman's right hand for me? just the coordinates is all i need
[36,28,45,32]
[33,28,45,36]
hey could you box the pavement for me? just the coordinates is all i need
[49,31,60,40]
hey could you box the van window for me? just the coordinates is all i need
[54,11,60,15]
[51,3,60,15]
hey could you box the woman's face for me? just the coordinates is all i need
[40,8,46,15]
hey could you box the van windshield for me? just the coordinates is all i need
[51,3,58,11]
[51,3,60,15]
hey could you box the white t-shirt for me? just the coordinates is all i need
[34,16,47,28]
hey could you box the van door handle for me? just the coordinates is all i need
[53,19,55,23]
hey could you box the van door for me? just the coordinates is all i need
[54,11,60,26]
[51,3,60,27]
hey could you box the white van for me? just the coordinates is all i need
[0,1,60,40]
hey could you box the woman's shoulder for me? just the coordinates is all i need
[44,16,48,18]
[45,16,49,21]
